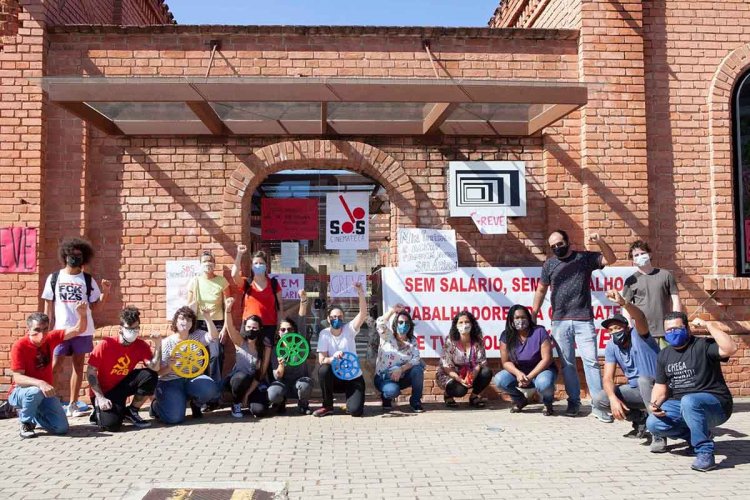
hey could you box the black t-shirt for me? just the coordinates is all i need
[655,337,733,417]
[540,250,604,321]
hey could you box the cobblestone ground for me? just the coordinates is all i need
[0,399,748,499]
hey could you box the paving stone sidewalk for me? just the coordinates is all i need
[0,399,748,499]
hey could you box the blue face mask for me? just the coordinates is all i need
[665,327,689,347]
[396,322,409,335]
[330,318,343,330]
[253,264,267,275]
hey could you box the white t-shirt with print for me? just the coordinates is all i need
[41,269,101,337]
[317,320,361,379]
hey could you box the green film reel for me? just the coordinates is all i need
[275,333,310,367]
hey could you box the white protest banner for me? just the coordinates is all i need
[339,249,357,265]
[329,271,366,298]
[470,209,507,235]
[165,260,200,320]
[325,192,369,250]
[280,242,299,268]
[397,228,458,274]
[271,273,305,300]
[382,266,636,358]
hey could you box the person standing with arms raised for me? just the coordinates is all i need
[531,229,617,419]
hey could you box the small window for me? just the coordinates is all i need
[733,70,750,275]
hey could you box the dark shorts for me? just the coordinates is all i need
[53,335,94,356]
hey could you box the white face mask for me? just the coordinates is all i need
[633,253,650,267]
[177,318,192,332]
[121,327,139,344]
[457,323,471,335]
[201,262,215,273]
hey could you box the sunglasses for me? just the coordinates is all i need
[550,242,566,249]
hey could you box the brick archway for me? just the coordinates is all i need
[708,44,750,276]
[222,140,418,264]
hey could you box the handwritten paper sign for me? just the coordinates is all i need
[470,209,508,235]
[325,192,369,250]
[271,273,305,300]
[280,242,299,268]
[261,198,318,241]
[0,227,36,273]
[165,260,200,320]
[329,271,366,298]
[397,228,458,274]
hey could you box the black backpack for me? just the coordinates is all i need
[49,271,94,303]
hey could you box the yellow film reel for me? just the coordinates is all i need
[171,339,209,379]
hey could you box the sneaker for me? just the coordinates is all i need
[313,406,334,418]
[650,435,668,453]
[410,403,425,413]
[272,399,287,414]
[19,422,36,439]
[381,397,392,411]
[510,397,528,413]
[591,407,614,423]
[123,406,151,429]
[189,401,203,419]
[64,401,90,418]
[297,401,312,415]
[543,404,554,416]
[691,453,717,472]
[89,410,98,425]
[564,403,581,416]
[231,403,243,418]
[148,404,159,421]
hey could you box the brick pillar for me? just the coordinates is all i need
[578,0,649,250]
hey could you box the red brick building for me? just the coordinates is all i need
[0,0,748,399]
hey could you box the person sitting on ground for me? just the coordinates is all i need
[314,282,368,418]
[224,298,272,418]
[436,311,493,408]
[268,290,314,415]
[493,305,557,415]
[594,290,660,448]
[87,306,162,431]
[646,313,737,472]
[9,303,88,439]
[374,303,425,413]
[150,306,220,424]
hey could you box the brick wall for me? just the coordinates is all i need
[43,0,173,26]
[488,0,580,29]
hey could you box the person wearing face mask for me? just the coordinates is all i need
[531,229,616,420]
[232,247,283,349]
[86,306,161,431]
[150,306,221,424]
[42,237,111,418]
[646,313,737,471]
[373,304,425,413]
[9,305,88,439]
[622,240,682,348]
[223,303,272,418]
[313,282,368,418]
[187,250,230,332]
[436,311,493,408]
[594,291,661,448]
[493,305,557,415]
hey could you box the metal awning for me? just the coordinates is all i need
[40,77,587,137]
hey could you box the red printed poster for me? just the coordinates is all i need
[0,227,37,273]
[745,220,750,262]
[261,198,319,241]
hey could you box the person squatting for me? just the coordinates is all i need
[7,234,738,472]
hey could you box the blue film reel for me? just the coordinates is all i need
[332,351,361,381]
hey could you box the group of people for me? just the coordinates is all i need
[7,232,738,472]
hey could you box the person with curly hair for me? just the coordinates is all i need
[436,311,493,408]
[41,237,111,418]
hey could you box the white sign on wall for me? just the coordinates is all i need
[325,192,369,250]
[382,266,635,358]
[397,228,458,274]
[271,273,305,300]
[448,161,527,217]
[329,271,366,298]
[165,260,200,320]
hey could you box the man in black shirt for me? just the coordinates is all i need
[646,312,737,471]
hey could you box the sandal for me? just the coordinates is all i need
[444,396,458,408]
[469,395,486,408]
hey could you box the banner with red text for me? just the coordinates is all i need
[382,266,635,358]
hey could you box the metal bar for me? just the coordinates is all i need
[321,102,328,135]
[423,102,457,134]
[186,100,228,135]
[527,103,580,135]
[56,101,123,135]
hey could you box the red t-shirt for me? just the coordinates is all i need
[242,278,278,325]
[88,337,153,394]
[9,330,65,396]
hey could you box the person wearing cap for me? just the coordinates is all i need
[646,313,737,472]
[595,291,661,449]
[86,306,162,431]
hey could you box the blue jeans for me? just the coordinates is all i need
[551,320,602,405]
[493,368,557,405]
[152,375,220,425]
[8,386,68,435]
[646,393,729,455]
[373,365,425,407]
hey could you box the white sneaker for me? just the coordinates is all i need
[231,404,243,418]
[591,407,614,423]
[65,401,91,418]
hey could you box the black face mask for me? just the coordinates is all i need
[66,255,83,268]
[241,328,259,340]
[612,330,629,347]
[552,245,569,258]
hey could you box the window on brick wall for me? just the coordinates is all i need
[734,71,750,275]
